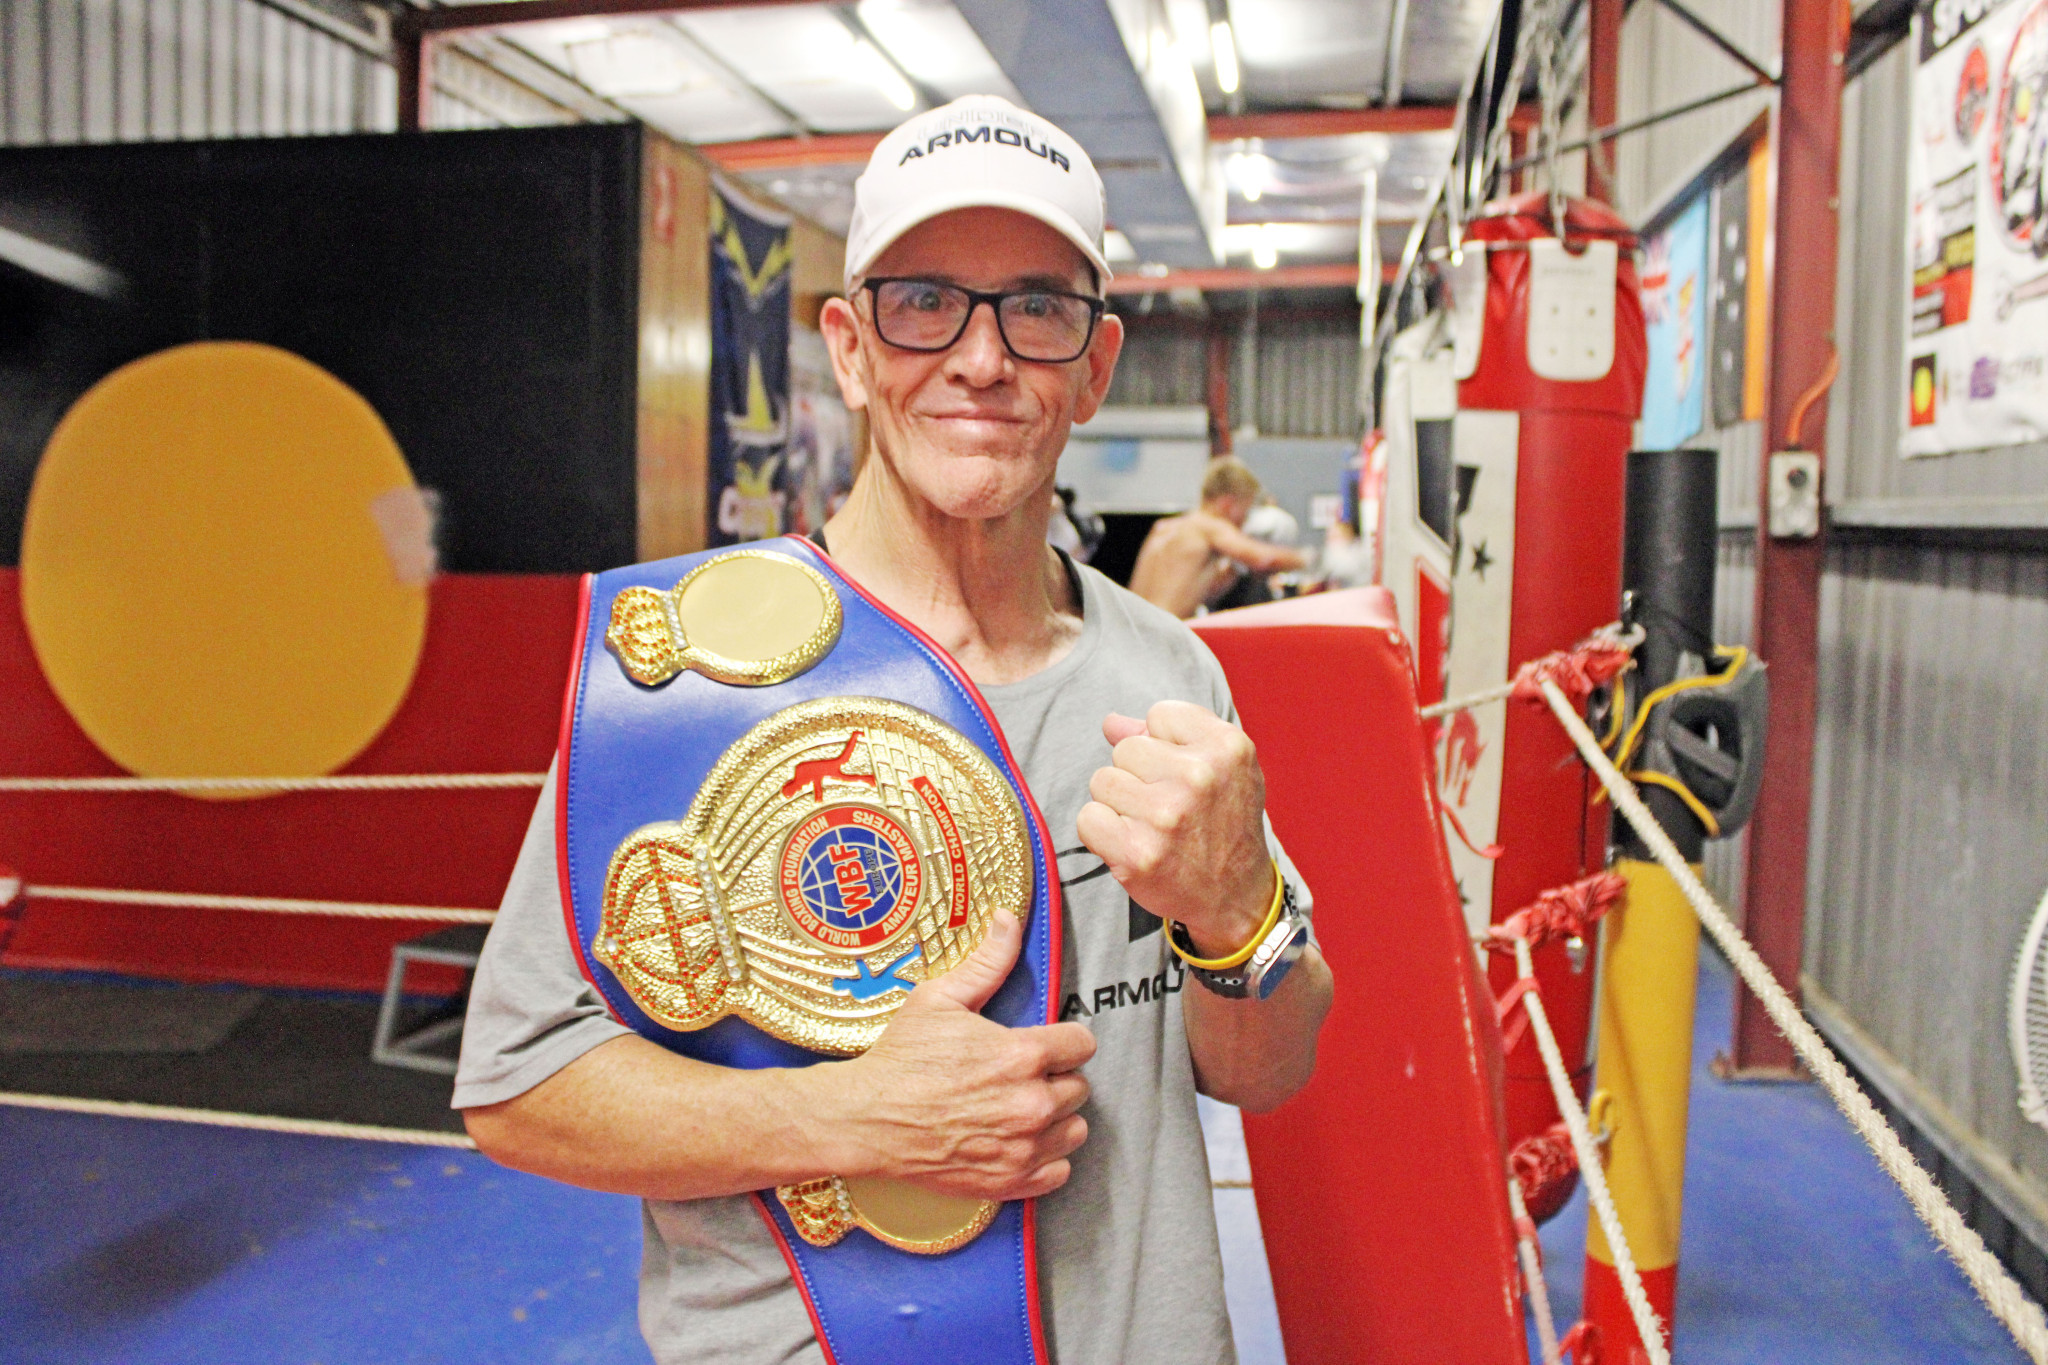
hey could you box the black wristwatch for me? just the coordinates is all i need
[1173,880,1310,1001]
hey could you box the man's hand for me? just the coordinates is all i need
[815,910,1096,1201]
[1076,701,1276,959]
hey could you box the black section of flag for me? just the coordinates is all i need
[0,126,644,572]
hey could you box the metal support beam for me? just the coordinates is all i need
[1651,0,1778,85]
[404,0,811,37]
[1586,0,1622,201]
[664,19,809,136]
[1208,105,1536,142]
[1382,0,1412,107]
[258,0,387,57]
[712,115,1493,172]
[393,0,813,132]
[1207,326,1233,456]
[1730,0,1848,1077]
[705,133,888,170]
[1105,262,1373,295]
[394,24,430,132]
[1501,81,1770,172]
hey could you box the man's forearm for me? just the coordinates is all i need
[1183,946,1332,1113]
[1242,544,1310,575]
[463,1034,843,1202]
[466,918,1098,1206]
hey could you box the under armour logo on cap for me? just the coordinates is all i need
[844,96,1111,290]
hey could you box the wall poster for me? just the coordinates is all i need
[1638,193,1710,449]
[708,176,793,544]
[1709,136,1771,429]
[1906,0,2048,455]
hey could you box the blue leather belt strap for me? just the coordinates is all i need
[557,535,1059,1365]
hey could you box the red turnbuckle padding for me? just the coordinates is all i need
[1559,1319,1606,1365]
[1509,1121,1581,1225]
[0,864,21,955]
[1508,635,1636,708]
[1486,871,1628,955]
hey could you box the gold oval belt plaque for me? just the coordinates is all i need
[606,549,842,688]
[592,695,1032,1254]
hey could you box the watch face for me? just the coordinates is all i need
[1250,918,1311,1001]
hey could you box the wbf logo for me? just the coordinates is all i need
[778,805,924,953]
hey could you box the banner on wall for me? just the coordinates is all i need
[1905,0,2048,456]
[1638,194,1709,449]
[1709,144,1771,430]
[708,176,793,545]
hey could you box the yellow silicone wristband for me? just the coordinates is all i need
[1167,859,1286,971]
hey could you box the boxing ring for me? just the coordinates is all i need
[3,595,2046,1363]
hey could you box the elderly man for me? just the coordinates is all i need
[1129,459,1309,619]
[455,95,1331,1365]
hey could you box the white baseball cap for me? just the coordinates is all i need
[844,95,1112,290]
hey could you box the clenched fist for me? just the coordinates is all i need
[816,910,1097,1202]
[1076,700,1277,959]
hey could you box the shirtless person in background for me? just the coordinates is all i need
[1129,457,1309,618]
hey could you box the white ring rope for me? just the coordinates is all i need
[0,772,546,793]
[1419,679,1518,721]
[0,1090,478,1147]
[1508,934,1674,1364]
[1418,624,1642,721]
[0,1087,1279,1180]
[22,884,495,924]
[1507,1169,1565,1365]
[1536,676,2048,1364]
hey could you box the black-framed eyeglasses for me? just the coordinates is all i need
[860,277,1105,364]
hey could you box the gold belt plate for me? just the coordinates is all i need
[593,696,1030,1054]
[591,695,1032,1253]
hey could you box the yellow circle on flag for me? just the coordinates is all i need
[20,342,429,788]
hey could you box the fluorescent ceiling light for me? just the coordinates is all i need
[852,38,916,110]
[856,0,1015,98]
[1228,150,1269,203]
[1251,227,1278,270]
[1164,0,1211,65]
[567,31,694,98]
[1223,221,1354,262]
[1104,228,1138,264]
[854,1,945,73]
[1210,21,1240,95]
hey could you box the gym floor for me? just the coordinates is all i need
[0,948,2031,1363]
[1529,949,2030,1365]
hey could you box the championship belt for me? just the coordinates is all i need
[557,537,1059,1365]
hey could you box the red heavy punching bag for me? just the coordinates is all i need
[1447,193,1647,1165]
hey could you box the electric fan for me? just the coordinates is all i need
[2008,884,2048,1130]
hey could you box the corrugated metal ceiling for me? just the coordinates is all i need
[436,0,1488,276]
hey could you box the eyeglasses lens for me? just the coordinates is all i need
[872,282,1093,362]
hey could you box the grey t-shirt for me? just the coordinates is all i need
[454,560,1310,1365]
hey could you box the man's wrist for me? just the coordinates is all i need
[1184,861,1281,961]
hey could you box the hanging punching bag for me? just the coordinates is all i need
[1441,192,1647,1159]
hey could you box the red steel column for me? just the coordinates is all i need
[1586,0,1623,202]
[1732,0,1848,1074]
[1208,325,1234,457]
[395,19,430,133]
